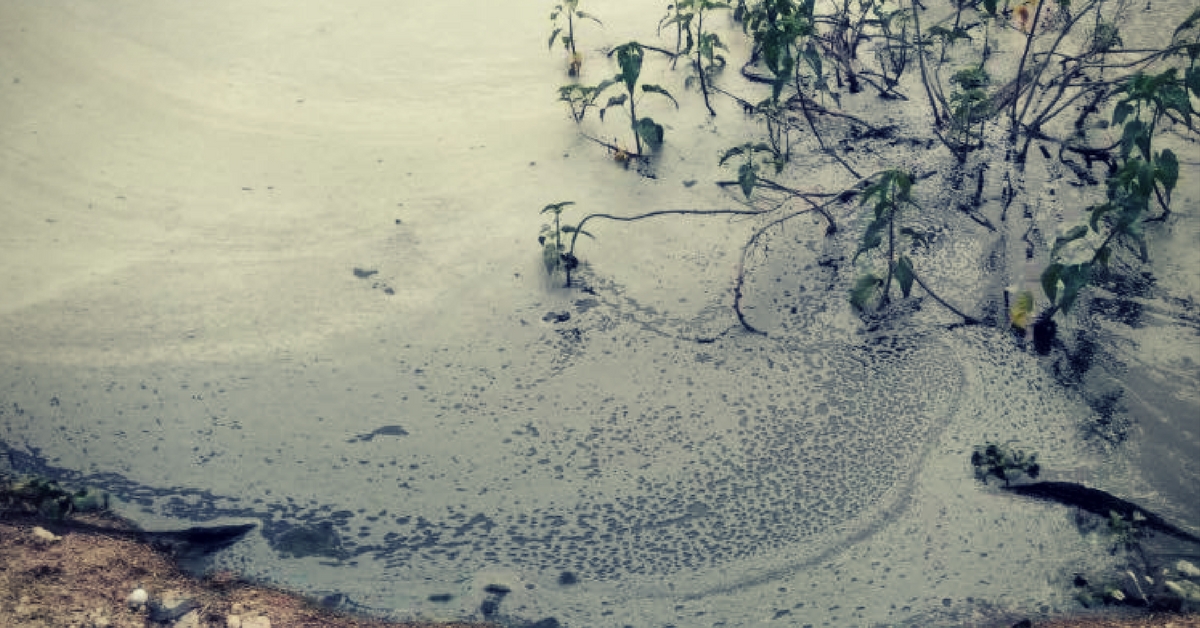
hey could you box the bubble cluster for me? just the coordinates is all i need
[311,324,964,598]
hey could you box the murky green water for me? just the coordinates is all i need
[2,1,1197,626]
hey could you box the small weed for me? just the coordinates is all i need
[538,201,594,286]
[598,42,680,154]
[1,472,110,519]
[719,142,785,199]
[549,0,603,76]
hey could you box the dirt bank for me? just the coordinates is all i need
[0,515,493,628]
[1,513,1198,628]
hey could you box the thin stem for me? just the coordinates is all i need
[627,85,642,154]
[910,0,944,126]
[911,271,982,324]
[568,13,576,57]
[697,10,717,116]
[1009,0,1057,143]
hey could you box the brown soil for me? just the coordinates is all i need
[0,514,491,628]
[0,513,1197,628]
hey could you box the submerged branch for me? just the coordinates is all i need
[911,270,981,325]
[565,207,770,287]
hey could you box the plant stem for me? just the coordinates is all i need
[1008,0,1046,143]
[563,208,769,287]
[883,192,897,305]
[568,12,576,57]
[911,270,981,324]
[695,9,717,117]
[628,85,642,154]
[910,0,944,126]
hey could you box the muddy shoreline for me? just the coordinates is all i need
[2,511,1198,628]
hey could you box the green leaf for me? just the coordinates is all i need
[1089,202,1113,232]
[561,225,595,238]
[1058,263,1092,313]
[603,94,627,109]
[641,84,680,108]
[850,273,882,310]
[1135,158,1155,197]
[1041,263,1063,302]
[892,169,914,201]
[859,180,885,207]
[1051,224,1089,258]
[718,145,746,165]
[737,161,758,198]
[951,67,991,89]
[593,77,618,95]
[1156,149,1179,194]
[1174,7,1200,39]
[895,256,915,298]
[1112,100,1133,126]
[575,10,603,25]
[635,117,665,147]
[541,201,575,215]
[1120,119,1148,159]
[548,28,563,50]
[599,94,626,121]
[1159,83,1191,120]
[855,218,886,261]
[615,42,645,92]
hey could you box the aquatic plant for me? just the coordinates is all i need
[598,41,680,154]
[538,0,1198,341]
[868,0,914,97]
[539,202,768,290]
[971,442,1040,486]
[1037,63,1192,331]
[741,0,818,103]
[946,66,994,152]
[1,472,110,519]
[558,81,612,123]
[539,201,593,285]
[719,141,785,198]
[549,0,603,76]
[849,170,979,321]
[660,0,732,115]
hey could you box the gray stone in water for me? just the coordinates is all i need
[148,592,200,623]
[170,609,201,628]
[270,522,345,559]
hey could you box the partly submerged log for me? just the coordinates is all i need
[2,511,257,559]
[1004,481,1200,545]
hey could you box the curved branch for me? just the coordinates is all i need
[910,269,981,325]
[565,207,771,286]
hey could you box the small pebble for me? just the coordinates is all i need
[172,609,201,628]
[31,526,60,543]
[127,585,148,610]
